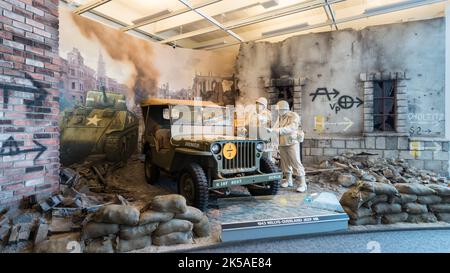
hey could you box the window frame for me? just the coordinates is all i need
[373,80,397,132]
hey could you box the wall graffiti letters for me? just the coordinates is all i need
[0,136,47,161]
[408,112,443,136]
[309,88,364,114]
[309,88,340,101]
[0,72,49,111]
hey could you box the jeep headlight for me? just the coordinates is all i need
[211,143,221,154]
[256,142,264,152]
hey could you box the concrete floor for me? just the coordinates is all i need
[191,229,450,253]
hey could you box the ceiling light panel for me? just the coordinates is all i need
[92,0,185,25]
[337,1,445,29]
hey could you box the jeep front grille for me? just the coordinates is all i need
[222,142,256,172]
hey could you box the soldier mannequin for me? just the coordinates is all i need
[269,100,307,193]
[246,97,272,139]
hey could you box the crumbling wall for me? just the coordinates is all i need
[236,18,448,175]
[0,0,60,206]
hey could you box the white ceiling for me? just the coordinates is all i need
[62,0,447,50]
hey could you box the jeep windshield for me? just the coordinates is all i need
[170,105,234,139]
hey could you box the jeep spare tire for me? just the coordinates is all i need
[178,163,208,211]
[247,157,280,196]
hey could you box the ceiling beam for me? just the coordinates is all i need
[121,0,222,32]
[160,0,344,44]
[178,0,244,42]
[323,0,338,30]
[205,0,445,50]
[73,0,111,15]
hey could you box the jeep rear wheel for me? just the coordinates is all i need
[178,163,208,211]
[247,157,280,196]
[144,151,160,185]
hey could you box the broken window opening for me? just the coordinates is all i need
[373,80,397,132]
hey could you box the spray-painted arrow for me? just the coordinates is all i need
[0,136,47,161]
[423,141,441,152]
[324,117,354,131]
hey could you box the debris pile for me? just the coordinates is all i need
[313,152,448,188]
[312,152,450,225]
[33,194,211,253]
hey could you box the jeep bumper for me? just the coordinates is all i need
[211,172,282,189]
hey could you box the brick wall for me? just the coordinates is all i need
[302,136,450,177]
[0,0,60,206]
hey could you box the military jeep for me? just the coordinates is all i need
[140,98,282,211]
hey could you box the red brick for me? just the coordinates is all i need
[2,182,24,191]
[14,186,36,196]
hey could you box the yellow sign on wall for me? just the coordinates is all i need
[314,115,325,133]
[223,142,237,160]
[409,141,422,158]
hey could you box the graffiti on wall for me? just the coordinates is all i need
[0,136,47,161]
[309,87,363,114]
[408,112,444,136]
[0,73,49,111]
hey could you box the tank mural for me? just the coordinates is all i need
[58,6,237,165]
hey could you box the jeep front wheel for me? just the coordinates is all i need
[178,163,208,211]
[144,151,160,185]
[247,157,280,196]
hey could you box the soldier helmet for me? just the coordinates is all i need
[256,97,268,107]
[276,100,290,111]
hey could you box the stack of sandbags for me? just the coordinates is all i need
[340,183,379,225]
[427,185,450,223]
[394,183,438,223]
[340,181,406,225]
[82,204,140,253]
[149,195,191,246]
[359,182,405,225]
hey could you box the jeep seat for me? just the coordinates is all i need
[155,128,171,152]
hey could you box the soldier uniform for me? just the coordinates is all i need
[272,100,307,192]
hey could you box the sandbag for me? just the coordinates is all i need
[339,188,376,211]
[151,194,187,214]
[119,223,158,240]
[435,213,450,223]
[365,195,388,207]
[417,195,442,205]
[359,182,399,196]
[406,213,438,223]
[389,193,418,204]
[193,215,210,238]
[139,210,173,225]
[342,206,372,220]
[175,206,204,223]
[91,205,140,226]
[117,236,151,252]
[84,237,114,253]
[428,185,450,196]
[395,183,436,196]
[372,203,402,215]
[152,231,192,246]
[349,216,380,226]
[82,223,119,240]
[34,233,81,253]
[428,203,450,213]
[154,219,193,236]
[402,203,428,214]
[381,212,408,224]
[441,196,450,203]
